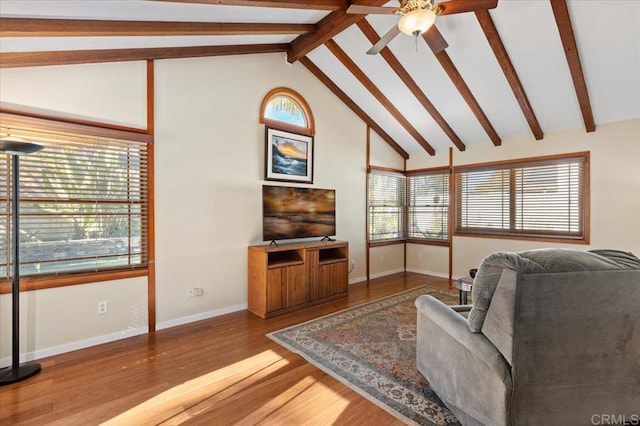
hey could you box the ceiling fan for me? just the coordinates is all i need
[347,0,498,55]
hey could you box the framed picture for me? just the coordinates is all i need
[265,126,314,183]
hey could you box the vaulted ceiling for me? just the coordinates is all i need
[1,1,639,157]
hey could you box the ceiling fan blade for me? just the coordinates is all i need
[347,5,398,15]
[435,0,498,16]
[367,25,401,55]
[422,25,448,54]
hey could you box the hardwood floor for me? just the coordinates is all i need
[0,272,451,425]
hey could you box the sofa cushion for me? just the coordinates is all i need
[519,248,640,272]
[589,249,640,269]
[467,249,640,333]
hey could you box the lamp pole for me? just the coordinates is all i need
[0,138,44,386]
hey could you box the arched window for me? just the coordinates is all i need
[260,88,315,135]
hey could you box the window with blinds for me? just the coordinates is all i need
[407,171,449,242]
[368,170,406,241]
[456,153,588,241]
[0,126,148,279]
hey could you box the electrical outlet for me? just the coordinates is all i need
[97,300,108,314]
[188,288,204,297]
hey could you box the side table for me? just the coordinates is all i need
[454,276,474,304]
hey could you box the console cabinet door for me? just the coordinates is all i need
[318,262,348,298]
[266,264,307,313]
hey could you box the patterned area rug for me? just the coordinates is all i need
[268,286,461,425]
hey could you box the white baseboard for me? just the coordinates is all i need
[369,268,406,279]
[350,267,447,284]
[405,267,449,279]
[0,326,148,368]
[156,303,248,330]
[0,304,249,368]
[349,275,367,284]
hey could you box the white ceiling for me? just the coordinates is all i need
[1,0,639,155]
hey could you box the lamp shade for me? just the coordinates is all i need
[398,9,436,36]
[0,137,43,155]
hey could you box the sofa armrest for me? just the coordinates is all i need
[416,295,511,384]
[415,295,512,425]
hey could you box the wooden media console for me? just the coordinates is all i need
[248,240,349,318]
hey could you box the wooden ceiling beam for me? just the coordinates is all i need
[0,18,314,37]
[0,43,289,68]
[325,39,436,155]
[475,10,544,140]
[287,0,388,63]
[151,0,346,10]
[300,56,409,159]
[550,0,595,132]
[423,27,501,146]
[357,20,465,152]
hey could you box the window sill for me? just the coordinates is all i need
[0,268,149,294]
[453,231,589,245]
[406,239,450,247]
[368,239,450,247]
[368,239,405,247]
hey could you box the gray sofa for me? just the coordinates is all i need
[415,249,640,425]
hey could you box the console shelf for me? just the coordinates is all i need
[318,246,348,265]
[267,250,304,268]
[248,240,349,318]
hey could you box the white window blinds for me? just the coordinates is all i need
[407,171,449,242]
[0,125,149,278]
[368,170,406,241]
[456,154,587,240]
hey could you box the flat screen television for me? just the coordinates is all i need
[262,185,336,241]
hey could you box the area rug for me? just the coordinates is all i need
[267,286,461,425]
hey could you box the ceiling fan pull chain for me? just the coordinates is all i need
[415,34,419,52]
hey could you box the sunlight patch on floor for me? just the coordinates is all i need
[236,375,351,425]
[102,350,288,425]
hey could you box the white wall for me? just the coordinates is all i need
[0,61,149,364]
[0,61,147,128]
[406,118,640,277]
[153,53,367,323]
[0,53,369,363]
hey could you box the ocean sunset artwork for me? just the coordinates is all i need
[263,186,336,241]
[265,127,314,183]
[271,134,308,176]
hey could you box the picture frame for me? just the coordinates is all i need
[265,126,314,184]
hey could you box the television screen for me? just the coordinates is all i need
[262,185,336,241]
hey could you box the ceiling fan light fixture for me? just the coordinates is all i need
[398,8,436,36]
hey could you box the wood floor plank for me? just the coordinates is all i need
[0,272,451,425]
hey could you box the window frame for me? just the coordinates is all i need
[0,110,152,294]
[453,152,590,244]
[259,87,315,136]
[367,165,451,247]
[367,167,407,245]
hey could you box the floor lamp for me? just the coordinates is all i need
[0,137,43,386]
